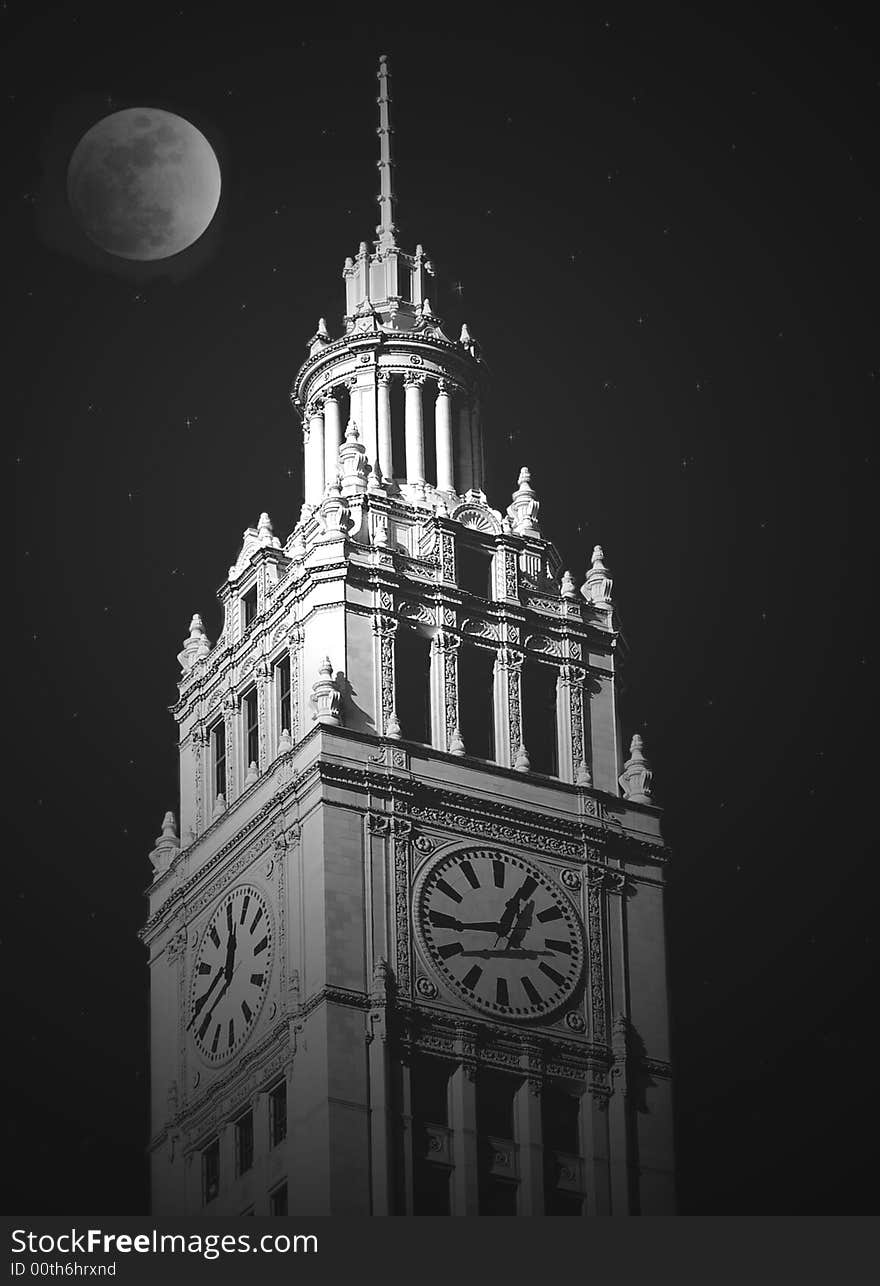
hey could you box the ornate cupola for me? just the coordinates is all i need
[291,54,488,514]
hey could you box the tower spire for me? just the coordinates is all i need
[375,54,398,249]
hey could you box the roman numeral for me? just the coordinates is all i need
[545,938,571,954]
[461,965,483,991]
[438,942,463,959]
[537,905,563,923]
[250,973,264,987]
[518,876,538,900]
[226,901,233,928]
[228,1018,235,1048]
[459,860,480,889]
[434,879,462,904]
[211,1023,221,1053]
[429,911,460,930]
[253,935,268,956]
[521,976,542,1006]
[539,962,566,987]
[198,962,212,975]
[240,894,250,925]
[496,978,509,1008]
[241,999,252,1023]
[493,861,506,888]
[249,907,264,934]
[209,926,221,948]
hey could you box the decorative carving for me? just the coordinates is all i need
[506,466,541,536]
[565,1010,586,1034]
[581,544,613,607]
[166,926,187,965]
[587,876,607,1044]
[415,976,438,1000]
[394,828,412,997]
[450,503,502,535]
[403,370,426,386]
[149,811,180,876]
[560,868,581,891]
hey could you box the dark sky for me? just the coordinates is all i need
[5,3,876,1215]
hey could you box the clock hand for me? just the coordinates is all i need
[506,901,535,951]
[457,948,554,960]
[201,962,241,1029]
[187,966,225,1029]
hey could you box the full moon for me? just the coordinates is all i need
[67,108,221,261]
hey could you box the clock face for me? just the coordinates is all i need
[189,885,273,1064]
[416,849,585,1020]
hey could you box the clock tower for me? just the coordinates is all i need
[141,56,675,1216]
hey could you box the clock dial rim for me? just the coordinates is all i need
[414,847,585,1021]
[189,883,274,1066]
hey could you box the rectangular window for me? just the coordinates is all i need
[412,1057,451,1127]
[394,629,432,745]
[275,654,291,738]
[457,646,496,761]
[243,688,259,771]
[541,1086,580,1155]
[202,1139,220,1205]
[521,660,558,776]
[212,722,227,802]
[235,1110,254,1176]
[242,584,258,629]
[269,1080,287,1148]
[269,1182,288,1216]
[457,544,493,599]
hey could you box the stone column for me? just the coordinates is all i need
[304,399,325,504]
[514,1075,544,1215]
[457,397,473,492]
[323,389,342,483]
[449,1062,479,1215]
[376,371,394,482]
[435,379,455,492]
[403,372,426,485]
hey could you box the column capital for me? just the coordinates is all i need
[403,370,427,388]
[376,369,394,385]
[436,377,456,396]
[306,395,325,418]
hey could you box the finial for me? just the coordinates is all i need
[177,612,211,674]
[386,710,402,739]
[507,466,541,535]
[619,733,654,804]
[311,658,342,726]
[561,570,579,600]
[575,759,593,787]
[245,761,259,786]
[317,317,329,337]
[449,727,466,756]
[277,728,293,757]
[214,793,227,814]
[345,418,360,442]
[375,55,398,249]
[514,743,531,772]
[421,297,434,317]
[460,323,472,344]
[257,512,273,539]
[581,543,614,609]
[148,810,180,876]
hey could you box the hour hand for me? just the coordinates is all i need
[187,968,224,1028]
[428,912,500,932]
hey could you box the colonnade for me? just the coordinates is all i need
[303,374,480,504]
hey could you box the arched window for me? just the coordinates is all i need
[394,628,432,745]
[521,660,558,776]
[457,645,495,761]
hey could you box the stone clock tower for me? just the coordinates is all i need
[141,56,675,1216]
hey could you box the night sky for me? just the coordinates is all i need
[5,3,876,1215]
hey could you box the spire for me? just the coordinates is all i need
[375,54,398,249]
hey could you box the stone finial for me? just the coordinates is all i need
[317,317,329,337]
[618,733,654,804]
[148,810,180,876]
[338,420,369,497]
[245,761,259,786]
[581,544,613,607]
[386,710,402,739]
[514,743,531,772]
[367,461,384,493]
[561,570,579,600]
[277,728,293,757]
[257,512,274,541]
[575,759,593,787]
[421,297,434,317]
[311,657,342,726]
[177,612,211,674]
[460,323,472,345]
[449,727,466,756]
[320,474,349,533]
[507,466,541,536]
[214,793,227,815]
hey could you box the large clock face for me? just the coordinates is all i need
[189,885,273,1064]
[416,849,585,1020]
